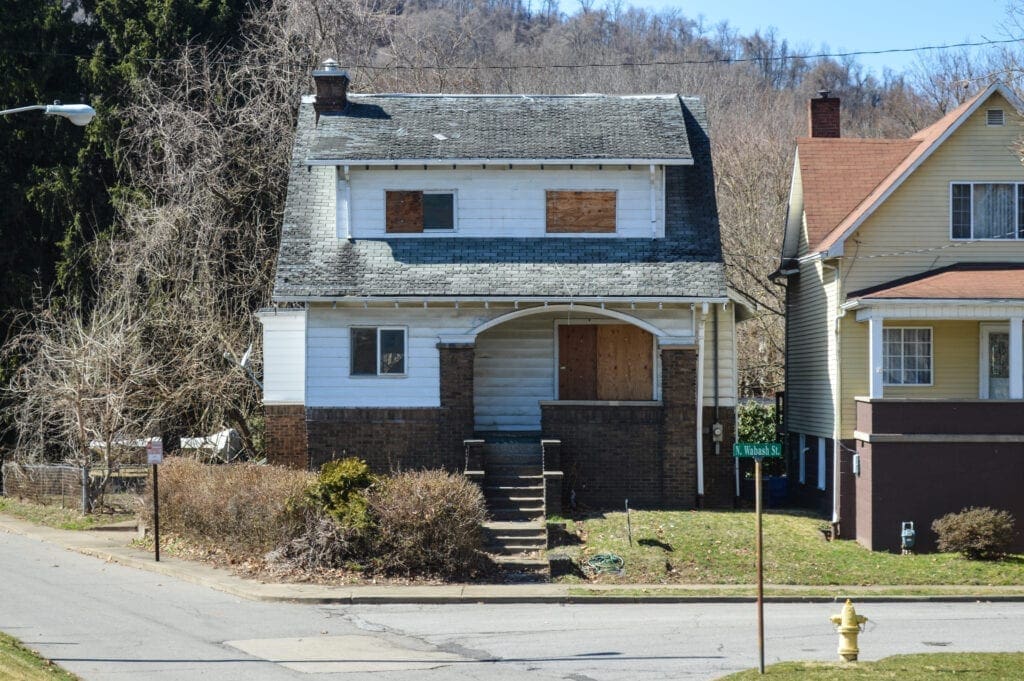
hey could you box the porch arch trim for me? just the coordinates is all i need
[467,303,669,339]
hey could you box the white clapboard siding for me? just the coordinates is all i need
[702,304,738,408]
[474,313,557,430]
[347,166,665,238]
[259,309,306,404]
[306,306,489,408]
[305,304,706,417]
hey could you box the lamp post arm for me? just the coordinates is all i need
[0,105,47,116]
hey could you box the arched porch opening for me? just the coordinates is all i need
[471,304,665,432]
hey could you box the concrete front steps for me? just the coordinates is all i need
[480,440,548,580]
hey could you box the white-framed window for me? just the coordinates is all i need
[798,434,806,484]
[350,327,407,376]
[817,438,827,491]
[951,182,1024,240]
[883,327,932,386]
[987,108,1005,126]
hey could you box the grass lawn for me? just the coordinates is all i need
[0,631,78,681]
[0,497,134,531]
[553,510,1024,585]
[718,652,1024,679]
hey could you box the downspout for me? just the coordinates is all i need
[713,303,720,455]
[696,302,708,506]
[829,263,843,530]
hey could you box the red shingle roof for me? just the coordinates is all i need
[849,264,1024,301]
[800,88,993,254]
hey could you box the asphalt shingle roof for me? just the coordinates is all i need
[273,94,726,300]
[308,94,693,163]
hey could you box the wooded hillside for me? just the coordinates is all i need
[2,0,1016,459]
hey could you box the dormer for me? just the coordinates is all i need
[306,62,697,241]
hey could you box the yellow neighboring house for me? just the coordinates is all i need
[775,83,1024,552]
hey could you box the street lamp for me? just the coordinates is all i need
[0,100,96,126]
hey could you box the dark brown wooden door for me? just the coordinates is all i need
[558,325,597,399]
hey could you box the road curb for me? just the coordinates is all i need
[4,514,1024,604]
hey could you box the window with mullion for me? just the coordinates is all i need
[951,182,1023,239]
[350,327,406,376]
[883,327,932,386]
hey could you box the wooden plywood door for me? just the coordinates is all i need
[558,325,597,399]
[596,325,653,400]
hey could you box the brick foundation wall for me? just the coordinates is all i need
[661,348,698,507]
[542,402,664,508]
[539,348,731,511]
[265,404,309,469]
[304,344,475,474]
[701,406,737,508]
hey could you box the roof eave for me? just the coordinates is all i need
[304,158,695,167]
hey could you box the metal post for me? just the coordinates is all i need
[755,456,765,675]
[152,464,160,562]
[80,465,90,514]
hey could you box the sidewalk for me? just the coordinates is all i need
[3,513,1024,604]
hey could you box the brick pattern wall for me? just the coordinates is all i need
[265,405,309,469]
[304,344,475,474]
[538,347,731,510]
[808,96,841,138]
[701,406,736,508]
[542,403,664,508]
[661,348,699,507]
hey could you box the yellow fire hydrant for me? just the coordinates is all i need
[830,599,868,662]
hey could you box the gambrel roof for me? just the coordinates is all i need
[273,94,727,301]
[306,94,695,165]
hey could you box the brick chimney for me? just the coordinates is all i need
[808,90,840,138]
[312,58,349,120]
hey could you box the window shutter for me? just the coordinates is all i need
[386,191,424,233]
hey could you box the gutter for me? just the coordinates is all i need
[273,295,733,306]
[304,158,695,167]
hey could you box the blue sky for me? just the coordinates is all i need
[577,0,1013,76]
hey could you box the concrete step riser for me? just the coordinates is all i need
[484,492,544,505]
[485,466,543,477]
[490,511,544,522]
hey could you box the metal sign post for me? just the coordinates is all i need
[146,439,164,562]
[734,441,782,675]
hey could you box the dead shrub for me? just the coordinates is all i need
[140,458,312,556]
[266,510,364,572]
[367,470,488,578]
[932,506,1017,560]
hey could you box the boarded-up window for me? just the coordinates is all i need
[386,191,454,232]
[545,190,616,233]
[558,324,653,400]
[386,191,424,233]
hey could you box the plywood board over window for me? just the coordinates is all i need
[385,190,424,233]
[558,324,653,400]
[546,190,616,233]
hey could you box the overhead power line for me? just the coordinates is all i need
[0,36,1021,70]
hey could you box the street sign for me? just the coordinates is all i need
[733,442,782,459]
[146,439,164,465]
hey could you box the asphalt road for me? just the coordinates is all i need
[3,528,1024,680]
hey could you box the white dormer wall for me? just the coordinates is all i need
[337,165,666,238]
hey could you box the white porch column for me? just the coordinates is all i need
[1011,316,1023,400]
[868,315,884,399]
